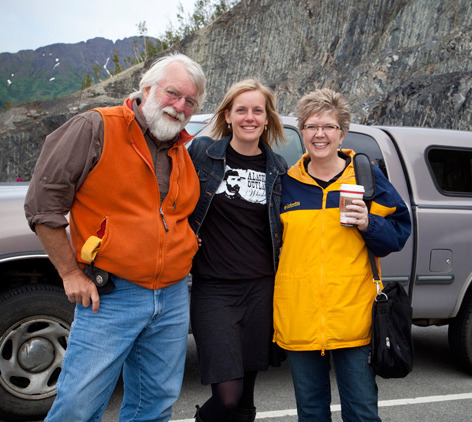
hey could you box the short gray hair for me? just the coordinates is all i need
[130,53,206,111]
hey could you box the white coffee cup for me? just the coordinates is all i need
[339,184,365,226]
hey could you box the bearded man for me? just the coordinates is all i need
[25,53,206,422]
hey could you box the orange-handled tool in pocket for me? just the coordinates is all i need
[80,236,102,263]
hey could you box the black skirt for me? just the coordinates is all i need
[190,276,274,385]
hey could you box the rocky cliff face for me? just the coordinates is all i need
[1,0,471,181]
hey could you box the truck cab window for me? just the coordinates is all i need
[343,132,387,178]
[427,148,472,195]
[273,127,304,167]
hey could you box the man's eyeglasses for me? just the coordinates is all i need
[303,124,342,133]
[156,83,198,110]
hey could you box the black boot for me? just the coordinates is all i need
[194,405,204,422]
[233,406,256,422]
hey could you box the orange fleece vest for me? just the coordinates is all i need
[69,99,200,289]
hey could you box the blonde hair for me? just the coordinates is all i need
[210,79,286,148]
[296,88,351,133]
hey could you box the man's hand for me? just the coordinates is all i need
[35,224,101,312]
[62,268,100,313]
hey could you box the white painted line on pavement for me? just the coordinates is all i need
[378,392,472,407]
[171,392,472,421]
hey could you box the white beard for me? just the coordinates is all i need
[141,92,190,141]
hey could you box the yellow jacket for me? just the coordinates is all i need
[273,151,411,352]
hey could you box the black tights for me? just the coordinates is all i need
[199,371,258,422]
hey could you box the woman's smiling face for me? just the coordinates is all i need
[225,90,268,146]
[302,112,345,162]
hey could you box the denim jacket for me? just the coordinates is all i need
[188,135,288,272]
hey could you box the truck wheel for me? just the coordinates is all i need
[0,284,75,421]
[448,292,472,374]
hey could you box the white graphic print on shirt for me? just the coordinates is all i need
[215,165,266,204]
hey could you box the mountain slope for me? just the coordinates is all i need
[0,37,154,106]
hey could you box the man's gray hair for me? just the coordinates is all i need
[130,53,206,111]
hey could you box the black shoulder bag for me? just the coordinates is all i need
[353,153,414,379]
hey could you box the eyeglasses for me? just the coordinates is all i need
[156,83,199,110]
[303,124,341,133]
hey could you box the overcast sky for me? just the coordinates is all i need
[0,0,197,54]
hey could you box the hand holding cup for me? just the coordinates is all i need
[339,184,369,231]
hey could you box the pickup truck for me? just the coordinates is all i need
[1,116,472,420]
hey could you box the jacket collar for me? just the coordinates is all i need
[206,135,231,159]
[206,135,286,175]
[289,149,356,187]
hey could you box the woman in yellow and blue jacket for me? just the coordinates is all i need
[273,88,411,422]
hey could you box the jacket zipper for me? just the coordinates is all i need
[159,146,178,233]
[159,207,169,232]
[320,189,327,355]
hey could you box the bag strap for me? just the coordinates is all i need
[368,250,382,295]
[353,153,376,201]
[353,153,381,294]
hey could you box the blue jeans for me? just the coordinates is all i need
[287,346,381,422]
[45,276,190,422]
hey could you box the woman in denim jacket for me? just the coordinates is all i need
[188,79,287,422]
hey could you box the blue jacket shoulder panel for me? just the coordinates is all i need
[361,166,411,257]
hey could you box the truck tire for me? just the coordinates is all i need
[448,292,472,375]
[0,284,75,421]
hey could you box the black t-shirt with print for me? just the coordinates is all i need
[191,143,274,280]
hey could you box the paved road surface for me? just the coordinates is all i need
[104,325,472,422]
[27,326,472,421]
